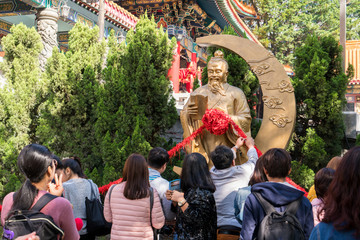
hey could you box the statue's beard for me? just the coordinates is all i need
[209,78,226,96]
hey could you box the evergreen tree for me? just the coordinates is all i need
[95,15,177,179]
[288,160,315,191]
[0,24,43,197]
[202,26,259,137]
[290,35,350,171]
[124,15,177,145]
[37,23,106,169]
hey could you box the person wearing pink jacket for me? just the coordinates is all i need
[104,154,165,239]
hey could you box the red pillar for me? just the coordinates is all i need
[189,52,197,92]
[168,41,181,93]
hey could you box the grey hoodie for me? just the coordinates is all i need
[210,147,258,228]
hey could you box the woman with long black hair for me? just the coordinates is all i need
[0,144,79,240]
[166,152,217,240]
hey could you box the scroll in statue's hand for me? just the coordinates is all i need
[188,94,208,120]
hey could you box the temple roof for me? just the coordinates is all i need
[115,0,260,43]
[16,0,138,30]
[197,0,260,44]
[75,0,138,30]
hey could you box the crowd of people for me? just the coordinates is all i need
[1,137,360,240]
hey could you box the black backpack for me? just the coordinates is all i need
[2,193,64,240]
[253,192,305,240]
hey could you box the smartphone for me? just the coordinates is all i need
[169,179,181,191]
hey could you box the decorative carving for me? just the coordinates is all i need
[260,80,294,93]
[269,114,292,128]
[263,96,285,110]
[196,35,296,155]
[36,8,58,72]
[251,63,274,76]
[269,80,294,92]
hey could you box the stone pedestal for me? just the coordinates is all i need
[36,8,59,71]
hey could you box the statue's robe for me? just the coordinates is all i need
[180,83,252,164]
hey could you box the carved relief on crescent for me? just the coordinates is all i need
[251,63,274,76]
[260,80,294,93]
[269,114,292,128]
[276,80,295,93]
[263,96,285,110]
[196,35,296,153]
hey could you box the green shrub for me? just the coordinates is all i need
[301,128,327,171]
[289,161,315,191]
[356,134,360,146]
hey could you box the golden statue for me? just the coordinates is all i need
[180,50,252,164]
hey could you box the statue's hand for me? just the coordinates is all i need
[187,102,198,117]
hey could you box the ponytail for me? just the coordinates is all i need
[62,157,86,178]
[10,179,39,212]
[10,144,53,214]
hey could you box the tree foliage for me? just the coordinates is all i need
[0,17,177,194]
[249,0,360,64]
[301,128,327,170]
[202,26,260,137]
[289,161,315,191]
[289,35,350,171]
[0,24,43,197]
[37,23,106,171]
[94,15,177,183]
[356,134,360,146]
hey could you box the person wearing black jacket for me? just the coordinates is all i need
[166,153,217,240]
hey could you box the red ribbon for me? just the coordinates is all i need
[98,178,123,195]
[98,109,263,194]
[168,109,262,158]
[286,177,308,196]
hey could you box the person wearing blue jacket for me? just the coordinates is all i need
[240,148,314,240]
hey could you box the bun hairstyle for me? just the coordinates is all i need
[11,144,54,212]
[62,156,86,178]
[208,50,229,72]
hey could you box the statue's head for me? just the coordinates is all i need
[207,50,229,95]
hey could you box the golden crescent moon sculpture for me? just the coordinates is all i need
[196,35,296,153]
